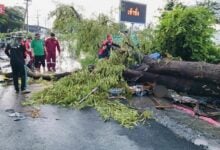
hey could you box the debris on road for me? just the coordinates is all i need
[79,87,99,104]
[25,107,41,118]
[5,109,15,113]
[8,112,26,121]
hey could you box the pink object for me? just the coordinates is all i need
[199,116,220,127]
[0,4,5,15]
[173,104,220,127]
[173,105,195,116]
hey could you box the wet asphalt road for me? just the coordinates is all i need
[0,85,205,150]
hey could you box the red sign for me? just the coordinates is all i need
[0,4,5,15]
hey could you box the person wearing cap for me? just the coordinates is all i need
[45,33,61,72]
[98,34,120,59]
[31,33,45,72]
[5,35,31,94]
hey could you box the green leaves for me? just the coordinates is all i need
[27,52,151,128]
[156,6,219,62]
[0,6,25,33]
[197,0,220,23]
[51,5,121,62]
[75,16,120,57]
[50,4,81,33]
[136,27,156,54]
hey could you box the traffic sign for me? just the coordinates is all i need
[120,1,146,24]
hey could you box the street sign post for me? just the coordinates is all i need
[120,0,147,24]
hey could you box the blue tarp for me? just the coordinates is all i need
[148,52,161,60]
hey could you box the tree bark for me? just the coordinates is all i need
[123,69,220,98]
[2,70,72,81]
[27,70,72,81]
[143,56,220,84]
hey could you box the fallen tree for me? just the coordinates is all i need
[2,55,220,98]
[2,63,220,98]
[2,69,72,81]
[123,69,220,98]
[143,56,220,84]
[27,69,72,81]
[25,52,151,128]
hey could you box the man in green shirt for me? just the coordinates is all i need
[31,33,45,72]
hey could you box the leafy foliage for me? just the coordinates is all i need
[26,52,151,128]
[49,4,81,33]
[164,0,186,11]
[155,6,219,62]
[0,6,25,33]
[136,26,156,54]
[197,0,220,23]
[50,5,122,65]
[75,15,120,56]
[0,33,6,39]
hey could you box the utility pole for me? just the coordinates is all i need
[44,18,47,28]
[37,10,40,32]
[24,0,31,33]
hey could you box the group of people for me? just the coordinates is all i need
[5,32,123,94]
[28,32,61,72]
[4,32,61,94]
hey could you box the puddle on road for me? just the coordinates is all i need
[194,137,220,150]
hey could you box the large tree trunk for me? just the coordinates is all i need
[123,69,220,98]
[27,70,72,81]
[2,69,72,81]
[143,56,220,84]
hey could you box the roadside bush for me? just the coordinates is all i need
[155,6,219,62]
[137,26,157,54]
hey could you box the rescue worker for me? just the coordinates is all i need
[5,35,30,94]
[31,33,45,72]
[45,33,61,72]
[98,34,120,59]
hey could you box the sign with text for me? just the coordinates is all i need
[120,1,146,24]
[0,4,5,15]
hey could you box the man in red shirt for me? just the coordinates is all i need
[98,34,120,59]
[45,33,61,72]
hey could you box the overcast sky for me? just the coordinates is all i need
[0,0,204,28]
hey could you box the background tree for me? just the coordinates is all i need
[164,0,185,11]
[136,25,156,54]
[197,0,220,23]
[0,6,25,33]
[155,6,220,62]
[50,4,122,66]
[49,4,81,33]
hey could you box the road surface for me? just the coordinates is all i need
[0,84,205,150]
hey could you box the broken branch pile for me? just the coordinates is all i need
[25,52,151,128]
